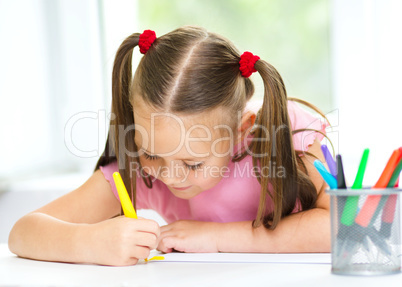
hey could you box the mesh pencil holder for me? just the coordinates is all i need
[326,188,402,275]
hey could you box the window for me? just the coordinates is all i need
[138,0,332,111]
[0,0,331,185]
[0,0,138,184]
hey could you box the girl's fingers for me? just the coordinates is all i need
[160,224,172,233]
[131,219,160,237]
[157,230,175,243]
[134,232,158,249]
[116,257,139,267]
[157,236,173,253]
[127,245,151,260]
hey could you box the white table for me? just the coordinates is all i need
[1,244,401,287]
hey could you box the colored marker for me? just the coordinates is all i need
[314,160,337,189]
[145,256,165,262]
[336,153,373,258]
[321,145,337,177]
[336,155,346,189]
[368,159,402,227]
[368,196,388,226]
[340,149,369,226]
[352,150,402,258]
[351,149,370,189]
[380,195,398,238]
[355,148,402,227]
[336,155,347,222]
[113,172,137,219]
[361,158,401,257]
[379,156,402,238]
[336,155,347,225]
[334,155,350,256]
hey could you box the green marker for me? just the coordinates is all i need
[340,149,370,226]
[387,155,402,187]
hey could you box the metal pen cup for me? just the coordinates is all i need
[326,188,401,275]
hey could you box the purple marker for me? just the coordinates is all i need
[321,144,337,177]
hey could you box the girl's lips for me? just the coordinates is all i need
[171,185,192,191]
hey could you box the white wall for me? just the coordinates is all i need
[332,0,402,185]
[0,0,141,242]
[0,0,107,180]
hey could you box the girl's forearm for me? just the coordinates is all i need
[216,208,330,253]
[8,212,91,263]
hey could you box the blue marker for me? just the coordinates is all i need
[314,160,337,189]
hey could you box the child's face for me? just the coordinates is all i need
[133,100,236,199]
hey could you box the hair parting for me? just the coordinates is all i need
[94,26,328,228]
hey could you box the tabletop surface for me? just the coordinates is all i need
[1,244,402,287]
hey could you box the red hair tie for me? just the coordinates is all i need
[139,30,157,54]
[239,51,260,78]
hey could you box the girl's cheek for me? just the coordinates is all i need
[198,175,223,190]
[191,157,231,188]
[190,167,224,188]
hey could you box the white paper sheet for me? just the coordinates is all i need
[146,251,331,264]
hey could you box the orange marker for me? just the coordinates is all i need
[355,148,402,227]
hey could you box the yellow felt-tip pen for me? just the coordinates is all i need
[112,172,137,219]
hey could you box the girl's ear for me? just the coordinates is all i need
[237,110,256,144]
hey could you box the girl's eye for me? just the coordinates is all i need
[143,152,158,161]
[184,162,204,171]
[143,151,203,170]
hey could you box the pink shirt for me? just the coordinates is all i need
[100,101,328,224]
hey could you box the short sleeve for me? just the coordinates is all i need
[287,101,329,152]
[99,161,119,199]
[99,161,149,210]
[245,99,329,153]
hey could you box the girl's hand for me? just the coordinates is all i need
[157,220,220,253]
[86,216,160,266]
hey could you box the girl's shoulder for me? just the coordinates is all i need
[98,161,119,199]
[245,98,323,120]
[245,99,329,152]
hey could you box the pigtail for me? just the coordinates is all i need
[251,60,317,229]
[95,33,140,211]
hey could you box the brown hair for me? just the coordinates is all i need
[95,26,328,229]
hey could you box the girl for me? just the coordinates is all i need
[9,26,330,266]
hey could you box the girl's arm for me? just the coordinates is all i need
[157,139,330,253]
[8,170,160,265]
